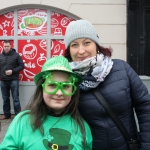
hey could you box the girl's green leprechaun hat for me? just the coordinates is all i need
[34,56,83,85]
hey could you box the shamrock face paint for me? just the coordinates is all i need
[42,72,77,96]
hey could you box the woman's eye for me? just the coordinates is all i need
[71,43,78,47]
[84,41,90,45]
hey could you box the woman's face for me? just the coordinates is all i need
[43,71,72,114]
[69,38,97,61]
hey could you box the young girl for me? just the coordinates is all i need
[0,56,92,150]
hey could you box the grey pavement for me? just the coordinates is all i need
[0,114,15,144]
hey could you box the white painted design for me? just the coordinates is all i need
[11,21,14,27]
[61,17,71,28]
[51,18,59,28]
[56,40,64,44]
[11,29,14,36]
[52,12,60,16]
[23,69,35,79]
[37,26,47,35]
[39,39,47,51]
[59,50,64,56]
[37,53,47,67]
[27,40,30,43]
[2,20,10,28]
[54,28,62,36]
[51,41,54,50]
[23,44,37,60]
[4,12,14,18]
[3,30,7,36]
[18,10,28,16]
[18,29,22,35]
[0,24,3,30]
[24,61,36,68]
[54,44,60,53]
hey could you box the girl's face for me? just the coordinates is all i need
[43,71,72,114]
[69,38,97,61]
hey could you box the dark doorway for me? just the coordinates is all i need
[127,0,150,76]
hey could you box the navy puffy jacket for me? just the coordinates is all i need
[79,59,150,150]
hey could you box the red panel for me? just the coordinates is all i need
[18,9,47,36]
[0,12,14,36]
[51,12,74,36]
[51,40,66,57]
[18,39,47,82]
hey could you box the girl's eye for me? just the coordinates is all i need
[63,83,72,89]
[64,85,69,88]
[48,83,56,88]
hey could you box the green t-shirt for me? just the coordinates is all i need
[0,111,92,150]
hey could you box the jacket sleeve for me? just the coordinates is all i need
[124,61,150,150]
[12,54,24,73]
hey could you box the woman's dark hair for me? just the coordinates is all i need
[20,77,86,146]
[64,44,112,61]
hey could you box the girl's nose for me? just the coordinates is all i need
[56,89,63,96]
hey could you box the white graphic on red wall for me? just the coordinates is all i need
[24,61,36,68]
[37,53,47,67]
[51,40,65,57]
[3,30,7,36]
[51,12,74,36]
[51,18,59,28]
[18,10,28,16]
[54,28,62,36]
[18,9,47,36]
[18,40,47,82]
[0,12,14,36]
[23,44,37,60]
[4,12,14,18]
[2,20,10,27]
[23,69,36,80]
[39,39,47,51]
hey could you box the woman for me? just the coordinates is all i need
[0,56,92,150]
[64,20,150,150]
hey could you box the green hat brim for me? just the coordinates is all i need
[34,69,83,85]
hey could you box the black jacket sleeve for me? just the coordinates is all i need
[12,54,24,73]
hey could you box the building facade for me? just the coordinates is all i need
[0,0,128,113]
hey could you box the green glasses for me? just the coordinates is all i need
[42,80,77,96]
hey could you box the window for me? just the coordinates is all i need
[0,8,78,82]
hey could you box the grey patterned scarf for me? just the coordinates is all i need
[69,54,113,91]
